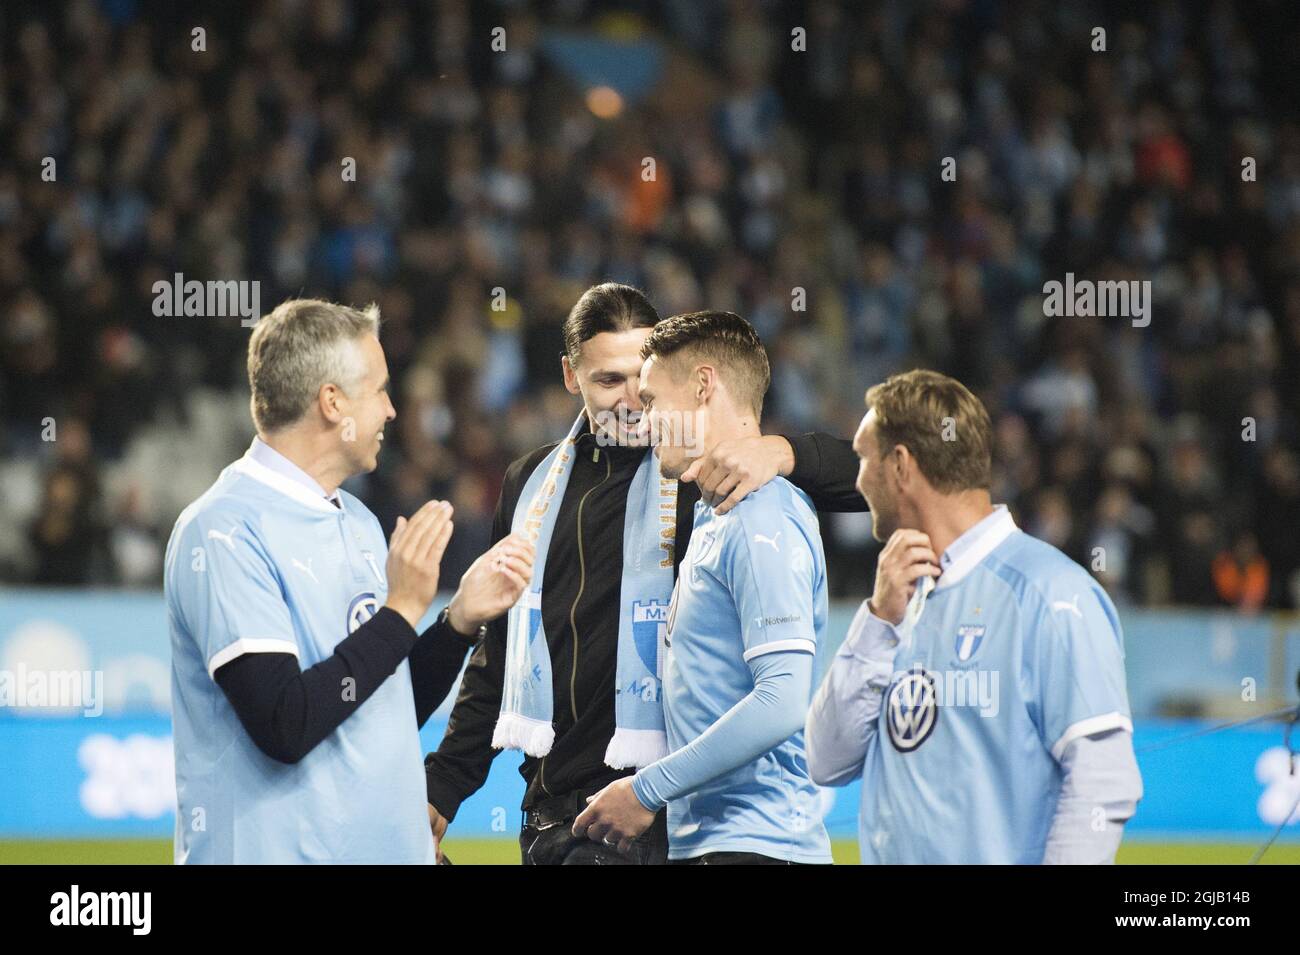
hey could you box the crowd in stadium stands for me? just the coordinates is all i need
[2,1,1298,609]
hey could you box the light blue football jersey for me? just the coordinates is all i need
[859,506,1133,863]
[662,477,833,863]
[164,444,434,864]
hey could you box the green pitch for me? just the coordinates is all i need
[2,838,1297,865]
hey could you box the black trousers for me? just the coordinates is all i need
[520,788,669,865]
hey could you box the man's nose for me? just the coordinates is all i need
[624,379,642,411]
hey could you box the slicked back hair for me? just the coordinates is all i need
[562,283,660,366]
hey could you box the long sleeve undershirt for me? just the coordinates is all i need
[631,650,813,811]
[1042,728,1142,864]
[214,607,472,764]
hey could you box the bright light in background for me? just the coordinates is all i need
[585,85,623,119]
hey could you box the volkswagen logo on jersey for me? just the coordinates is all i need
[886,666,938,752]
[347,592,379,633]
[955,624,986,662]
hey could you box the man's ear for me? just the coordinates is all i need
[892,444,911,487]
[561,355,582,396]
[694,364,716,403]
[318,383,346,424]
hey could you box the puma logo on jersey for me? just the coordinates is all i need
[207,527,238,551]
[753,531,782,552]
[292,557,318,583]
[1051,594,1083,618]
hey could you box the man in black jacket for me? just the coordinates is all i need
[424,284,865,864]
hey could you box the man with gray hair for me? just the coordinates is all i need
[165,298,534,863]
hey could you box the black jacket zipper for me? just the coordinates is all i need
[568,444,611,722]
[538,443,612,796]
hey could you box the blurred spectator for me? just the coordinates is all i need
[1211,530,1270,612]
[1086,483,1155,604]
[1254,447,1300,606]
[27,462,108,585]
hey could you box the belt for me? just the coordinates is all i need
[523,782,611,831]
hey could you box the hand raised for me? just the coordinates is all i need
[869,529,940,626]
[384,501,454,628]
[446,534,536,635]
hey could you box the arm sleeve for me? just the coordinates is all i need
[729,501,819,661]
[805,599,900,786]
[632,501,821,810]
[632,650,812,810]
[212,606,420,764]
[180,514,300,676]
[1042,728,1143,864]
[1031,583,1134,760]
[785,433,869,513]
[409,615,476,728]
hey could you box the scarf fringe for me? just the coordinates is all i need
[604,727,668,769]
[492,713,555,758]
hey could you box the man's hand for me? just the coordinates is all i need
[869,529,940,625]
[571,778,655,854]
[679,435,795,515]
[384,501,454,628]
[446,534,536,635]
[428,803,448,862]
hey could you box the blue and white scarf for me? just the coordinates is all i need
[492,413,678,769]
[896,573,935,654]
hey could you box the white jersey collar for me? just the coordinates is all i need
[232,440,343,514]
[932,504,1017,591]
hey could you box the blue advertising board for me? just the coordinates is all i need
[0,591,1297,843]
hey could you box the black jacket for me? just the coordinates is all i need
[424,425,865,820]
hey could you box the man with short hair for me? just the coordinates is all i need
[804,369,1143,863]
[166,298,533,864]
[425,285,863,865]
[573,310,833,865]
